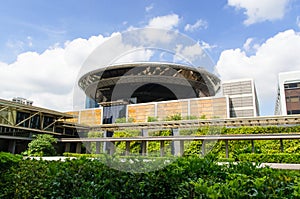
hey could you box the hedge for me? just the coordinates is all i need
[1,153,300,198]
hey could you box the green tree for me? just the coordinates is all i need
[23,134,57,156]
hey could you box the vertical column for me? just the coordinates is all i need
[225,140,229,158]
[140,129,148,156]
[76,143,82,154]
[160,140,165,157]
[280,139,284,152]
[8,140,16,154]
[251,140,255,153]
[65,143,71,153]
[125,141,130,156]
[171,128,183,156]
[96,142,101,154]
[201,140,206,157]
[103,130,114,154]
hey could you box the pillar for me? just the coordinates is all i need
[103,130,114,154]
[96,142,101,154]
[171,128,184,156]
[8,140,16,154]
[140,129,148,155]
[65,143,71,153]
[225,140,229,158]
[76,143,82,154]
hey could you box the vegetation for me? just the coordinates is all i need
[0,154,300,198]
[166,113,182,121]
[237,153,300,163]
[147,116,158,122]
[115,117,135,123]
[22,134,57,156]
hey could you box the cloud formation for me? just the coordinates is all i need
[184,19,208,32]
[216,29,300,115]
[228,0,290,25]
[0,34,110,111]
[147,14,180,30]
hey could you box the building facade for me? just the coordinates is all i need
[222,79,259,118]
[275,71,300,115]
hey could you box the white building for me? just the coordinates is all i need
[222,78,259,117]
[275,71,300,115]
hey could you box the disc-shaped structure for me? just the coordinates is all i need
[78,62,220,105]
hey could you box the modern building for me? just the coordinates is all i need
[78,62,221,123]
[222,79,260,118]
[275,71,300,115]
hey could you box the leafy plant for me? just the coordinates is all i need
[166,113,182,121]
[147,116,158,122]
[23,134,57,156]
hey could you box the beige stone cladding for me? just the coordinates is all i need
[127,97,228,122]
[66,108,102,125]
[128,103,155,122]
[80,109,102,125]
[157,101,188,120]
[65,111,79,123]
[190,97,227,119]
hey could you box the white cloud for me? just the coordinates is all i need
[228,0,290,25]
[147,14,180,30]
[215,29,300,115]
[184,19,208,32]
[145,4,154,12]
[0,34,113,111]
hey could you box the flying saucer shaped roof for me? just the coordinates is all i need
[79,62,220,104]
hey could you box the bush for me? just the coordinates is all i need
[1,156,300,198]
[238,153,300,163]
[166,113,182,121]
[23,134,57,156]
[147,116,158,122]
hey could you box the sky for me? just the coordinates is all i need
[0,0,300,116]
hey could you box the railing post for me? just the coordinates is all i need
[251,140,255,153]
[225,140,229,158]
[171,128,183,156]
[141,129,148,156]
[160,140,165,157]
[280,139,284,152]
[125,141,130,156]
[201,140,206,157]
[103,130,114,154]
[96,142,100,154]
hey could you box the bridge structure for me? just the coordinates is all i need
[0,98,89,154]
[1,96,300,156]
[61,115,300,157]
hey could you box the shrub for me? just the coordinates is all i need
[23,134,57,157]
[166,113,182,121]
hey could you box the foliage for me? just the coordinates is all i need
[199,114,207,119]
[23,134,57,157]
[238,153,300,163]
[184,125,300,158]
[147,116,158,122]
[1,155,300,198]
[115,117,134,123]
[166,113,182,121]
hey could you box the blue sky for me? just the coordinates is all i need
[0,0,300,116]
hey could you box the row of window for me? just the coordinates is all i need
[286,96,300,103]
[284,83,300,89]
[287,110,300,114]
